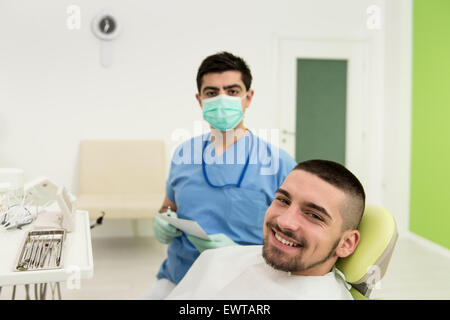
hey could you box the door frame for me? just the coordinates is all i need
[277,37,383,204]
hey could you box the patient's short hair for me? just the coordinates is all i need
[294,160,365,231]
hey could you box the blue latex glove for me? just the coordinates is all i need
[154,210,182,244]
[187,233,237,253]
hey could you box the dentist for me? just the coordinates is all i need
[141,52,296,299]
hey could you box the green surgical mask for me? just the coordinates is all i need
[202,94,246,131]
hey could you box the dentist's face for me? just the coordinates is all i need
[195,70,254,113]
[262,169,348,276]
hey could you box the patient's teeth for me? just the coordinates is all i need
[275,232,298,247]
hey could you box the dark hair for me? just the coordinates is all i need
[196,51,252,92]
[294,159,366,231]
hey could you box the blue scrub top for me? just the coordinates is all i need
[157,131,297,284]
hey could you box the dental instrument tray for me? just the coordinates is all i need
[14,229,66,272]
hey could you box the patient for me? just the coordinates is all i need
[166,159,365,300]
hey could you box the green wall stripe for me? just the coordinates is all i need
[411,0,450,249]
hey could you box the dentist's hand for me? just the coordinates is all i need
[187,233,237,253]
[154,210,182,244]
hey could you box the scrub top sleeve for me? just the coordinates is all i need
[165,152,178,204]
[278,150,297,186]
[166,179,175,203]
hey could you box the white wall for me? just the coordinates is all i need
[383,0,412,235]
[0,0,411,236]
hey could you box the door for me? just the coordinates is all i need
[296,58,347,164]
[278,38,371,194]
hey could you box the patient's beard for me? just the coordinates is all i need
[262,225,340,274]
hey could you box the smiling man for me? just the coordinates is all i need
[166,160,365,300]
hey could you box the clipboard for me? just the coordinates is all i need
[158,215,210,240]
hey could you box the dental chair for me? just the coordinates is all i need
[336,205,398,300]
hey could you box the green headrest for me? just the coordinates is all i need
[336,205,398,297]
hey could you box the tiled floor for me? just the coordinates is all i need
[1,236,449,300]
